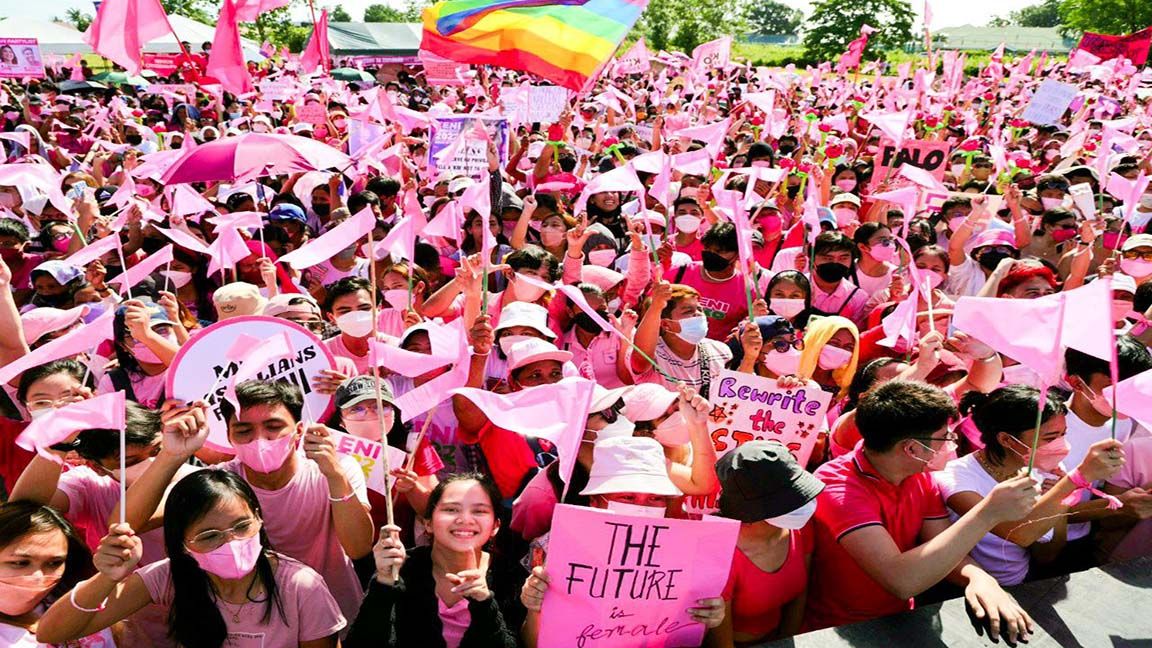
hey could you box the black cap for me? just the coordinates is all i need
[334,376,396,410]
[716,441,825,521]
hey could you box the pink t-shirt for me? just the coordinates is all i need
[324,333,395,376]
[809,279,870,327]
[138,553,346,645]
[96,370,167,408]
[0,621,115,647]
[674,262,751,340]
[438,597,471,648]
[57,463,200,648]
[510,468,560,542]
[557,329,625,388]
[218,455,367,626]
[1108,436,1152,562]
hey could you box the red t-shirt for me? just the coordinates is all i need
[723,526,813,638]
[0,417,32,499]
[458,421,538,500]
[804,443,950,631]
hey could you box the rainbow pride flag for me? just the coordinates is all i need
[421,0,647,91]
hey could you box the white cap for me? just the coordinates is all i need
[506,338,572,373]
[495,301,556,339]
[580,437,682,497]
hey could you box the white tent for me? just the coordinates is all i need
[0,15,261,61]
[0,17,91,55]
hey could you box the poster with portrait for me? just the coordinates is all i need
[0,39,45,79]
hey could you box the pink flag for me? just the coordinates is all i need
[1106,172,1150,223]
[233,0,291,21]
[0,311,115,385]
[368,320,463,377]
[953,295,1066,385]
[671,148,712,176]
[648,159,673,210]
[154,227,211,255]
[84,0,174,75]
[862,110,913,148]
[366,214,420,262]
[279,207,375,269]
[692,36,732,72]
[62,235,120,269]
[206,225,251,278]
[452,377,596,486]
[572,164,644,217]
[898,164,947,192]
[1059,278,1115,361]
[67,53,85,81]
[837,25,876,73]
[109,244,174,294]
[170,185,217,219]
[0,165,72,216]
[615,37,651,75]
[208,211,264,231]
[207,0,254,96]
[16,392,126,460]
[1103,367,1152,430]
[300,9,330,75]
[422,200,466,242]
[674,118,730,158]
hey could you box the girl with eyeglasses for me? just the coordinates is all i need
[37,470,347,647]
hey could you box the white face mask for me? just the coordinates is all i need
[540,228,565,247]
[606,297,622,313]
[675,215,702,234]
[652,411,690,446]
[1041,196,1071,211]
[606,500,666,518]
[161,270,193,289]
[673,315,709,344]
[763,347,802,376]
[335,310,374,338]
[383,289,409,309]
[818,345,853,371]
[511,273,548,302]
[593,417,636,441]
[766,498,817,530]
[28,406,55,420]
[770,298,805,319]
[1140,194,1152,209]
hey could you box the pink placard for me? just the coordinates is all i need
[870,138,951,190]
[296,103,329,125]
[538,505,739,648]
[0,39,45,79]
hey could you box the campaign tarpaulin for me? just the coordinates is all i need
[1076,28,1152,66]
[502,85,569,125]
[427,115,509,181]
[166,316,336,453]
[419,50,467,86]
[538,505,738,648]
[869,138,951,190]
[1021,79,1078,126]
[141,53,195,76]
[0,39,45,79]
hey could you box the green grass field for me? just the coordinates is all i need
[731,42,1034,72]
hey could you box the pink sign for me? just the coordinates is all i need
[297,103,329,125]
[0,39,45,79]
[331,430,407,494]
[141,52,195,76]
[538,504,738,648]
[420,51,467,86]
[870,138,951,190]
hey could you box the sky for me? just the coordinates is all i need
[11,0,1042,31]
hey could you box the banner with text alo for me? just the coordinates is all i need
[539,505,738,648]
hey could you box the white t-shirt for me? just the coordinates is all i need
[945,256,988,297]
[1060,406,1143,541]
[935,453,1052,586]
[854,264,895,299]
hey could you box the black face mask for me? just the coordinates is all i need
[33,292,71,308]
[572,312,605,335]
[702,250,732,273]
[978,250,1012,272]
[786,185,801,199]
[312,203,330,217]
[815,262,850,283]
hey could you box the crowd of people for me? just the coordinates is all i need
[0,33,1150,648]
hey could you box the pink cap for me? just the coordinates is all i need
[20,305,89,346]
[621,383,678,422]
[969,228,1017,250]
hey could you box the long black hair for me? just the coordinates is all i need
[163,471,285,648]
[959,385,1067,465]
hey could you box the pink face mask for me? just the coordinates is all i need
[869,242,897,263]
[0,573,61,615]
[818,345,853,371]
[232,433,297,474]
[835,178,857,192]
[187,534,262,580]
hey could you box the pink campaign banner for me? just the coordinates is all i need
[538,504,738,648]
[0,39,45,79]
[420,50,467,86]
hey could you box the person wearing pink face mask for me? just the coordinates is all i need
[1020,209,1079,269]
[123,381,373,629]
[0,501,115,647]
[851,223,898,300]
[937,386,1125,586]
[38,471,346,647]
[95,300,181,409]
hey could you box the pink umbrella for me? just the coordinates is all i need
[161,133,353,184]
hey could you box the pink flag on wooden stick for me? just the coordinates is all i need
[300,9,330,75]
[279,207,375,269]
[16,392,126,461]
[207,0,255,96]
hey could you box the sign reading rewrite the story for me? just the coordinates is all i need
[538,505,738,648]
[166,316,336,453]
[707,369,831,466]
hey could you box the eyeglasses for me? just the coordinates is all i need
[26,393,85,411]
[343,401,389,421]
[768,338,805,354]
[186,517,262,552]
[1122,249,1152,261]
